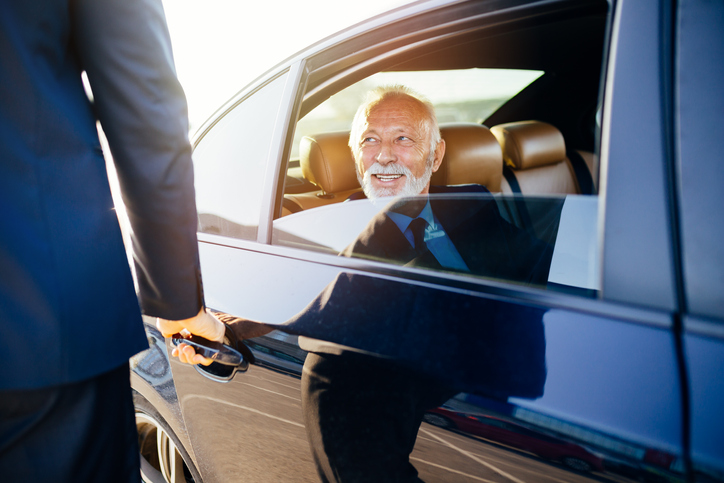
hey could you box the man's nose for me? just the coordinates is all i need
[375,141,396,165]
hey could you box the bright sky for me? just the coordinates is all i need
[161,0,414,132]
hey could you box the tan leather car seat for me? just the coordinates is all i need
[284,123,505,215]
[491,121,594,195]
[433,122,503,192]
[285,132,362,212]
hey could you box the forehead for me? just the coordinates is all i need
[363,96,430,134]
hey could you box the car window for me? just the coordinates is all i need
[194,72,289,241]
[291,69,543,159]
[273,193,599,295]
[273,69,601,297]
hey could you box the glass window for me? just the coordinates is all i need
[274,194,599,295]
[273,69,600,297]
[291,69,543,159]
[194,72,289,241]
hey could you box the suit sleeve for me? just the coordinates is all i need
[70,0,203,319]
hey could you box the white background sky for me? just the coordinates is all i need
[161,0,413,132]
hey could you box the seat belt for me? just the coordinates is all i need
[502,165,534,231]
[566,149,595,195]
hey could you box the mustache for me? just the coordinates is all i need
[366,163,413,176]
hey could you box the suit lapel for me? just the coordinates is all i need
[342,211,417,264]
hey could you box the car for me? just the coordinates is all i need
[129,0,724,482]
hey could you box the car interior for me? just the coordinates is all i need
[260,0,610,301]
[278,1,607,220]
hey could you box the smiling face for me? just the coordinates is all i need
[352,94,445,199]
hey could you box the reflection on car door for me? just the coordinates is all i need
[168,223,685,482]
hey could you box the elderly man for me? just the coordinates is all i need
[342,86,551,282]
[350,85,445,199]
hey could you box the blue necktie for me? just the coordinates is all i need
[408,217,428,257]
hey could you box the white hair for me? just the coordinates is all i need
[348,85,441,159]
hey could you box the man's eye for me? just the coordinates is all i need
[397,136,411,142]
[362,137,377,143]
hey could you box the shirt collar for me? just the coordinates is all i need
[387,199,435,233]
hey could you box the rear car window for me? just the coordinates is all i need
[292,68,543,159]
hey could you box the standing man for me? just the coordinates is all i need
[0,0,222,481]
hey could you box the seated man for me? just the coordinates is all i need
[169,85,551,483]
[343,85,552,284]
[299,86,550,483]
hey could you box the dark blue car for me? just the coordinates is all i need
[130,0,724,481]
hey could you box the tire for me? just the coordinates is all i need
[562,457,593,472]
[134,391,202,483]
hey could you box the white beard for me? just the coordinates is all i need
[358,159,434,200]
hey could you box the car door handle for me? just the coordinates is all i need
[171,333,243,366]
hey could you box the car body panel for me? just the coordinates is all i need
[168,235,685,481]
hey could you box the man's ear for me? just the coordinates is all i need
[431,139,446,173]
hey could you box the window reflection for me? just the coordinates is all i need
[194,73,289,241]
[273,193,600,295]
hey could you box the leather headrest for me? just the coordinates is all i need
[490,121,566,170]
[300,132,359,194]
[432,123,503,192]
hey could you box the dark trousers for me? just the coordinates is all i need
[301,351,453,483]
[0,363,140,483]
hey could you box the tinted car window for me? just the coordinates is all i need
[274,67,601,296]
[291,69,543,159]
[274,194,599,295]
[194,72,289,241]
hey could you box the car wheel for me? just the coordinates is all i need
[562,457,593,472]
[134,392,201,483]
[422,412,454,429]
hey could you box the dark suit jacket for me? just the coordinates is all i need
[341,193,553,286]
[287,273,548,400]
[0,0,203,389]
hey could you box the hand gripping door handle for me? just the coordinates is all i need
[170,325,254,383]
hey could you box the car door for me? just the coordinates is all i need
[674,1,724,481]
[166,0,704,482]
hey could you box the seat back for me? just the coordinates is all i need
[285,123,505,213]
[285,132,362,211]
[433,123,503,192]
[491,121,588,195]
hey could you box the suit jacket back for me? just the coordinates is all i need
[0,0,202,389]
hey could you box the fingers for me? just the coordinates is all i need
[157,308,225,367]
[172,343,214,366]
